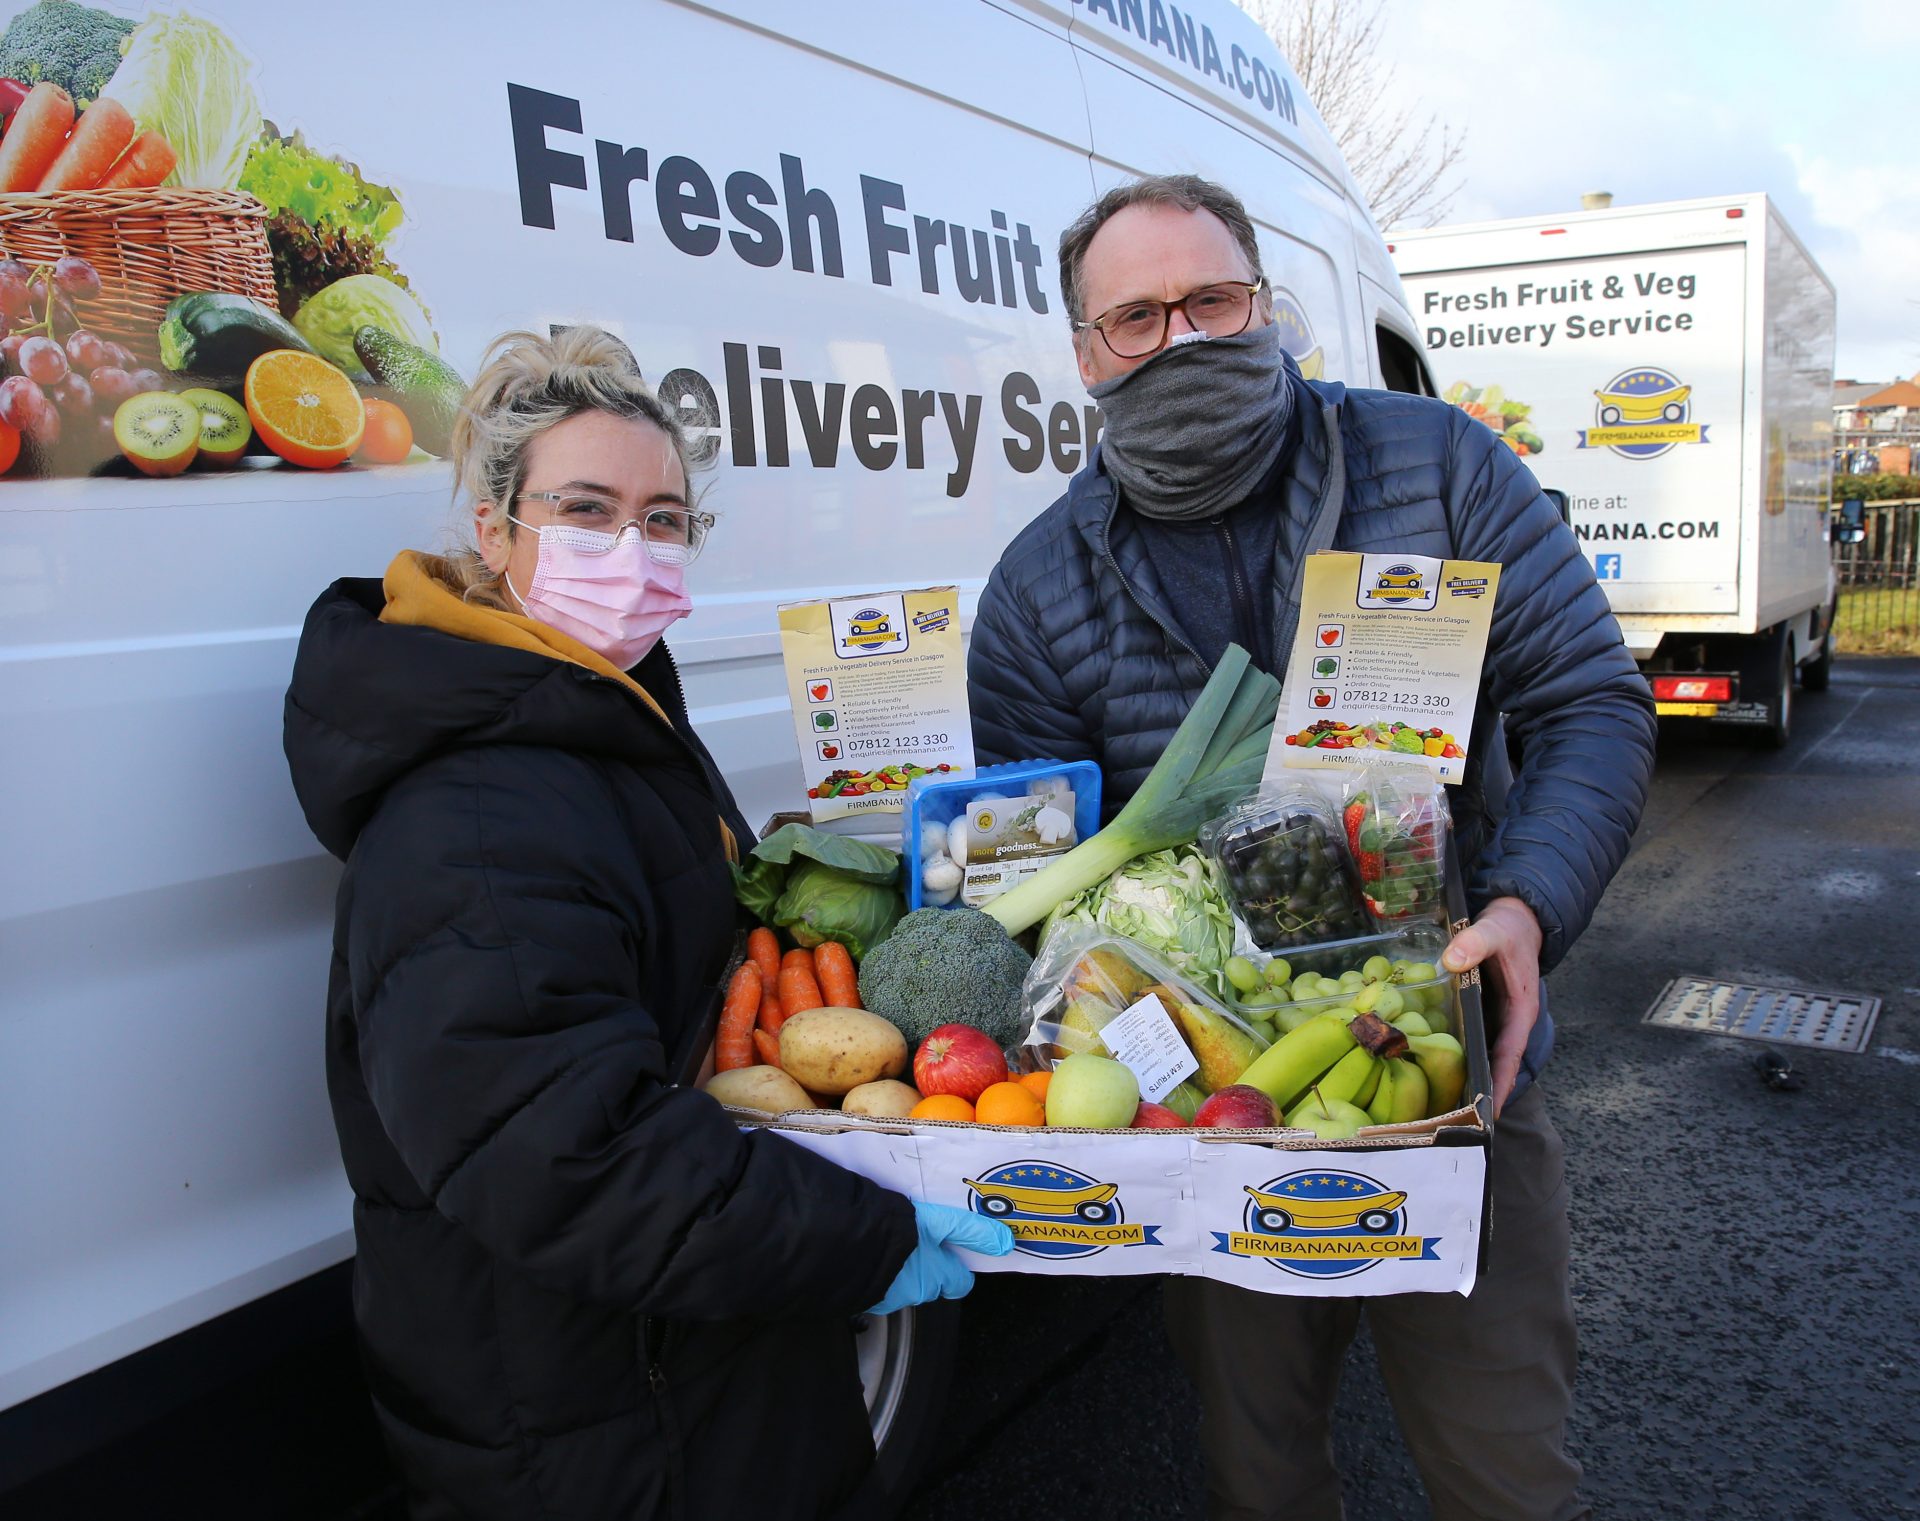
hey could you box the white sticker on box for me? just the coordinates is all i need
[1098,993,1199,1104]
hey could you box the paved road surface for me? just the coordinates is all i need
[910,658,1920,1520]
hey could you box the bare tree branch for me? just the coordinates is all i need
[1237,0,1465,228]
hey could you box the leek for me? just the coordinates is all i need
[983,644,1281,936]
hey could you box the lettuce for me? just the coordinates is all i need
[1041,846,1238,996]
[241,132,403,246]
[294,274,436,377]
[103,11,260,191]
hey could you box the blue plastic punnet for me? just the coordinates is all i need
[903,758,1103,911]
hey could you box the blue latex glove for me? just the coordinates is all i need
[867,1201,1015,1316]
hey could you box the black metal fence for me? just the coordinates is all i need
[1832,500,1920,653]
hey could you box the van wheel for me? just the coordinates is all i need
[856,1302,959,1510]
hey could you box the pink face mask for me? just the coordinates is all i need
[503,517,694,670]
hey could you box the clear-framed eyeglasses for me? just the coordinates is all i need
[1074,278,1268,359]
[511,491,716,567]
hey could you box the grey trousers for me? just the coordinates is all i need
[1164,1084,1587,1521]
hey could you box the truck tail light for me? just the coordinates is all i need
[1651,675,1731,702]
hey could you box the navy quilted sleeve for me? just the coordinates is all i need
[970,553,1098,768]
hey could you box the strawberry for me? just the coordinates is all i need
[1343,798,1385,883]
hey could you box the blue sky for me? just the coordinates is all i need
[1369,0,1912,382]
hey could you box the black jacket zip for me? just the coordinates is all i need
[1216,515,1260,658]
[640,1315,685,1521]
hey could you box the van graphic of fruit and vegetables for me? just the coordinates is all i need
[1442,380,1543,458]
[0,2,460,479]
[962,1160,1159,1259]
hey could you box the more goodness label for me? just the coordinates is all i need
[1269,553,1500,785]
[778,587,973,822]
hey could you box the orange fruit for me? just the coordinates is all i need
[975,1081,1045,1127]
[244,349,364,469]
[356,397,414,464]
[1018,1070,1052,1100]
[909,1094,975,1123]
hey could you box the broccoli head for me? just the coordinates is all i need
[856,907,1033,1049]
[0,1,136,104]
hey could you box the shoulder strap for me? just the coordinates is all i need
[1272,399,1348,669]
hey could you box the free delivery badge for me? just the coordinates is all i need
[1269,553,1500,785]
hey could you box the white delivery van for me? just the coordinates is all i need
[1390,195,1837,745]
[0,0,1429,1496]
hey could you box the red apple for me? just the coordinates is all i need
[1192,1084,1279,1129]
[1131,1101,1189,1129]
[914,1024,1008,1102]
[1320,629,1340,645]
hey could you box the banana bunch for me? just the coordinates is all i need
[1237,1005,1468,1139]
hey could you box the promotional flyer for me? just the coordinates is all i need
[1271,551,1501,784]
[778,585,972,822]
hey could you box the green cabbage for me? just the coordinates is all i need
[770,860,904,963]
[294,275,436,378]
[1041,846,1236,996]
[102,11,259,190]
[733,823,904,962]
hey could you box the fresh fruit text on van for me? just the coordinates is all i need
[509,86,1050,314]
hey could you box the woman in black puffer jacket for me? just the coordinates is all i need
[284,326,1005,1520]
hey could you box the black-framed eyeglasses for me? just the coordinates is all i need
[512,491,716,566]
[1074,279,1268,359]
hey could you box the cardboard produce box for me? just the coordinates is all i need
[733,870,1493,1300]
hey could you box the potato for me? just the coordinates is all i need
[704,1066,816,1115]
[778,1007,908,1096]
[841,1079,922,1118]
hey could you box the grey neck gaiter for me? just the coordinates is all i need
[1088,320,1292,522]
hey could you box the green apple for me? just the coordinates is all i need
[1283,1086,1371,1140]
[1045,1053,1141,1129]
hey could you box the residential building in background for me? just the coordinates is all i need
[1833,375,1920,474]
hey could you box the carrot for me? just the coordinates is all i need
[752,1029,783,1068]
[758,983,784,1035]
[715,963,762,1072]
[0,83,75,192]
[779,947,824,1020]
[747,926,781,988]
[814,941,860,1008]
[37,98,134,192]
[94,130,176,191]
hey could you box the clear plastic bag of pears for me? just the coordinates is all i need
[1018,923,1273,1121]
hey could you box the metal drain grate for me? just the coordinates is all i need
[1642,978,1881,1053]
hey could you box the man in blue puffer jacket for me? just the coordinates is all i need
[969,175,1656,1521]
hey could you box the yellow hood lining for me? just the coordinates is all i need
[380,551,737,862]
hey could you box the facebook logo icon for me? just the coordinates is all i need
[1595,554,1623,580]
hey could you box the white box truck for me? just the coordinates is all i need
[1390,194,1837,745]
[0,0,1432,1501]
